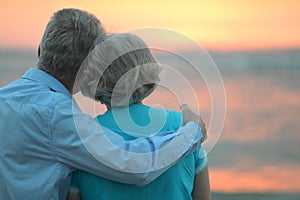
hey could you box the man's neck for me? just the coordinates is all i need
[59,79,74,94]
[37,66,74,94]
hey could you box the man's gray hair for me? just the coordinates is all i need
[38,8,106,83]
[79,33,160,107]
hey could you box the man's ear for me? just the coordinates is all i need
[38,46,41,58]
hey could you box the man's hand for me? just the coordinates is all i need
[181,104,207,143]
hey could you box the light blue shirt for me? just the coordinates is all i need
[70,104,208,200]
[0,68,203,200]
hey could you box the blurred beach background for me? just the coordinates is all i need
[1,0,299,199]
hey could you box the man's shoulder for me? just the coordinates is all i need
[0,78,71,109]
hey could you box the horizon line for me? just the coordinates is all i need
[1,45,300,54]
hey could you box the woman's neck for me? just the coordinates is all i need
[106,102,143,110]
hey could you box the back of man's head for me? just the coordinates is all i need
[38,8,106,87]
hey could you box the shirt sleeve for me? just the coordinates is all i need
[50,98,203,186]
[193,146,208,176]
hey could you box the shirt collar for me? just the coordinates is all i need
[22,68,71,97]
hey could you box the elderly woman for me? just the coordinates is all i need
[68,34,211,200]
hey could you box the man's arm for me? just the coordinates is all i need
[192,167,211,200]
[51,99,204,186]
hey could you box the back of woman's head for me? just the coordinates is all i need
[80,33,160,107]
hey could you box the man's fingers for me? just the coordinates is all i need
[181,104,198,125]
[181,103,207,143]
[180,104,189,109]
[180,104,190,116]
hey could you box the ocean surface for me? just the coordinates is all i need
[1,48,299,199]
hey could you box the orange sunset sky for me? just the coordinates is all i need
[0,0,300,51]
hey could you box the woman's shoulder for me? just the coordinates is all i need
[142,104,183,132]
[95,104,183,133]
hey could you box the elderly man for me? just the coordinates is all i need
[0,8,206,199]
